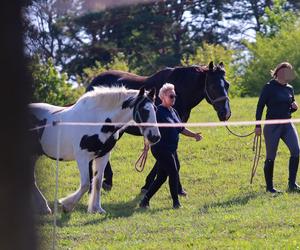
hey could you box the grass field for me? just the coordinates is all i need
[36,96,300,249]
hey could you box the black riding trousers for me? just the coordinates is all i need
[145,147,179,203]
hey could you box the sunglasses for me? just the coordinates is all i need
[168,94,176,99]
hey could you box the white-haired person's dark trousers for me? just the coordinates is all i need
[140,147,181,208]
[263,123,300,192]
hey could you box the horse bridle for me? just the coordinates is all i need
[204,73,229,105]
[133,95,155,130]
[132,95,155,172]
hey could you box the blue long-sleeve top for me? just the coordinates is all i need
[151,105,184,152]
[256,79,296,127]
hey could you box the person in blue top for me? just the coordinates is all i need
[255,62,300,193]
[139,83,202,209]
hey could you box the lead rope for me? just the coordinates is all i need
[225,125,261,184]
[135,141,150,172]
[250,134,262,184]
[225,125,255,137]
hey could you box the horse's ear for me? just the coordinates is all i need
[219,62,224,69]
[209,61,214,71]
[138,87,145,96]
[147,87,156,101]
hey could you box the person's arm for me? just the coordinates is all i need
[181,128,202,141]
[255,85,269,135]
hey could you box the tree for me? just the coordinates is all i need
[23,0,86,67]
[260,0,297,37]
[24,0,300,79]
[241,18,300,96]
[38,0,234,77]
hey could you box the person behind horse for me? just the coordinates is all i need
[255,62,300,193]
[139,83,202,209]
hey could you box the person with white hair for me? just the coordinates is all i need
[140,83,202,209]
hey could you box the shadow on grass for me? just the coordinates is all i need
[37,201,86,227]
[199,192,263,214]
[78,193,168,226]
[39,193,168,227]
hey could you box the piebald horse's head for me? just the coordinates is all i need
[132,87,161,145]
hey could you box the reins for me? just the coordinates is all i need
[225,125,255,137]
[133,95,154,172]
[250,133,261,184]
[204,69,262,183]
[225,126,261,184]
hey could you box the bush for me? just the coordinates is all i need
[30,57,84,105]
[241,21,300,96]
[80,52,131,87]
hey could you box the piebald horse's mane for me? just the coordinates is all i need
[75,86,139,110]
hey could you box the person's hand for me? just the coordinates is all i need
[255,127,261,136]
[194,132,202,141]
[292,101,298,110]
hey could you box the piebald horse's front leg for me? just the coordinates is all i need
[88,153,110,213]
[59,156,90,213]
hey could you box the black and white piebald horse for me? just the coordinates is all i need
[29,86,160,214]
[86,61,231,189]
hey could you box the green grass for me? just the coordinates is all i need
[36,96,300,249]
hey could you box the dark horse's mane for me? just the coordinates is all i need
[89,65,209,88]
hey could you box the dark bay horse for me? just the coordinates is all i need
[86,61,231,190]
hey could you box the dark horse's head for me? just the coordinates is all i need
[204,61,231,121]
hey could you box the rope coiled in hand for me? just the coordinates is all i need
[135,142,150,172]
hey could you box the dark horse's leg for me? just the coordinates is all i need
[88,161,113,192]
[103,161,113,190]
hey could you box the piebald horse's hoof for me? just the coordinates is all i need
[36,204,52,215]
[59,200,74,213]
[88,207,106,214]
[39,207,52,215]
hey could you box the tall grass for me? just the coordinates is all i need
[36,96,300,249]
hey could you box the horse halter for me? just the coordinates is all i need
[133,95,154,127]
[204,73,229,104]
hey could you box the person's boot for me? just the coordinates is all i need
[178,189,187,196]
[139,195,150,208]
[173,199,181,209]
[288,156,300,192]
[264,159,281,193]
[178,182,187,196]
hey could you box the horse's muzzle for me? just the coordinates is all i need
[225,112,231,121]
[218,110,231,121]
[147,131,161,145]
